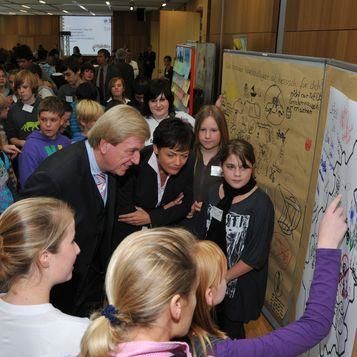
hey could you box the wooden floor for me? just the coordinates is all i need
[245,314,273,338]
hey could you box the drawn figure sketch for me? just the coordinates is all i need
[296,86,357,357]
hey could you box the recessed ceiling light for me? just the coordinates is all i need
[9,11,16,14]
[105,1,110,5]
[47,12,53,15]
[63,9,69,13]
[22,4,31,8]
[90,11,95,15]
[39,0,46,4]
[20,9,28,12]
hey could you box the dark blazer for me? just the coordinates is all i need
[115,145,194,246]
[95,63,120,104]
[21,141,117,316]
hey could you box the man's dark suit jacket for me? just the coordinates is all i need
[114,145,194,247]
[21,141,117,316]
[95,64,120,104]
[115,60,134,100]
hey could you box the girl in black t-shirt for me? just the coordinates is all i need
[201,138,275,339]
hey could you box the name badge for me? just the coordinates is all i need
[22,104,33,113]
[65,96,73,103]
[211,206,223,222]
[211,165,222,177]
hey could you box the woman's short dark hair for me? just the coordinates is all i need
[153,118,194,151]
[143,78,174,117]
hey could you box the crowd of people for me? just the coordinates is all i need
[0,43,349,357]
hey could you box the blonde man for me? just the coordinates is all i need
[21,105,149,317]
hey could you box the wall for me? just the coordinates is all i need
[0,15,59,51]
[186,0,209,42]
[112,11,151,60]
[283,0,357,63]
[208,0,280,52]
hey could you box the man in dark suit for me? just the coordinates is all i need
[142,44,156,80]
[116,118,194,246]
[21,105,149,316]
[114,48,134,100]
[95,48,119,105]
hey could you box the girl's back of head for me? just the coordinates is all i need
[81,227,197,356]
[190,240,227,356]
[0,197,74,292]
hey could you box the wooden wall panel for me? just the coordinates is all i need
[112,11,150,59]
[284,30,357,63]
[159,10,200,75]
[286,0,357,31]
[0,15,59,51]
[186,0,209,41]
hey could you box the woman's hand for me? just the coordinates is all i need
[2,144,21,159]
[186,201,203,218]
[118,207,151,226]
[317,194,347,249]
[163,192,184,210]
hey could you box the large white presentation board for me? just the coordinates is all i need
[297,66,357,356]
[60,16,112,56]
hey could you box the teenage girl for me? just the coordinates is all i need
[0,197,89,356]
[199,138,274,339]
[187,105,229,221]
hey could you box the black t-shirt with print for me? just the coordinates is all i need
[204,183,274,322]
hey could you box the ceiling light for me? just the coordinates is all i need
[129,1,134,11]
[47,12,53,15]
[90,11,95,16]
[63,9,69,13]
[162,2,167,7]
[9,11,16,14]
[39,0,46,3]
[79,5,87,10]
[20,9,28,12]
[105,1,110,5]
[22,5,31,8]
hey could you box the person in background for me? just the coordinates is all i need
[76,99,104,137]
[37,47,55,78]
[189,195,347,356]
[7,69,19,105]
[198,138,274,339]
[0,65,10,98]
[127,76,149,114]
[80,62,95,84]
[18,96,70,189]
[126,49,139,79]
[13,44,56,90]
[29,64,55,99]
[114,48,134,100]
[21,105,149,317]
[6,70,41,149]
[143,78,195,145]
[0,197,89,356]
[142,44,156,80]
[95,48,120,105]
[163,55,173,85]
[57,57,83,103]
[60,100,72,139]
[105,76,129,111]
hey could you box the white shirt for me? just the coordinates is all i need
[0,297,89,357]
[129,60,139,79]
[144,110,195,146]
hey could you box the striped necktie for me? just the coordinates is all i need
[95,172,106,200]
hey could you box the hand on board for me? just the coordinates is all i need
[317,194,348,249]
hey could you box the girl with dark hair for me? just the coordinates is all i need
[198,138,274,339]
[143,78,195,145]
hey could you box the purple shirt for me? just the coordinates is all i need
[214,249,341,356]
